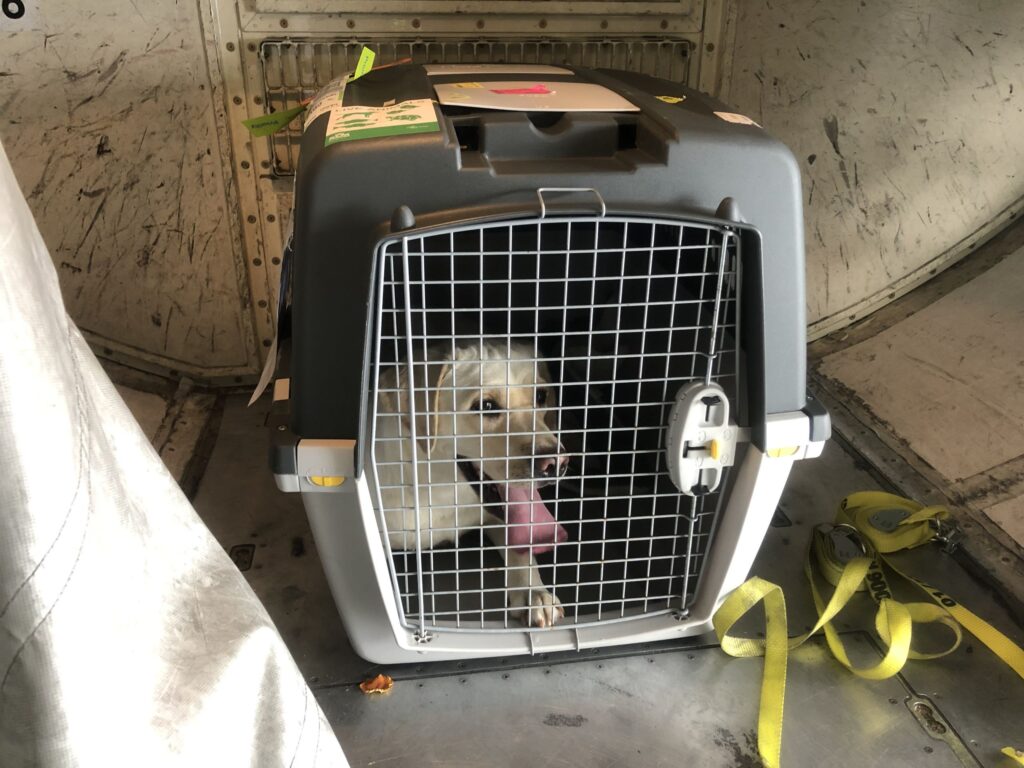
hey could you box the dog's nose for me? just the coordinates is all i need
[536,453,569,479]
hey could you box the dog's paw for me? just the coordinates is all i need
[510,588,564,628]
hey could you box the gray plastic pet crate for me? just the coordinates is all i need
[268,63,829,663]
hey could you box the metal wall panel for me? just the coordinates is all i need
[724,0,1024,338]
[0,0,259,380]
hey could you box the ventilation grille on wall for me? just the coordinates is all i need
[260,38,692,175]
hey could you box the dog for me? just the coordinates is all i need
[374,340,569,627]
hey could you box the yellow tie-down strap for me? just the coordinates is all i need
[713,491,1024,768]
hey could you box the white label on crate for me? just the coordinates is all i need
[714,111,761,127]
[323,99,440,146]
[304,75,349,131]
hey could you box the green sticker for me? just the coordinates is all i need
[350,47,376,81]
[324,98,439,146]
[242,104,307,137]
[325,121,439,145]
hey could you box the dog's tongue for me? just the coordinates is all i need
[500,485,568,554]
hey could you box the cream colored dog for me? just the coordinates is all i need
[374,340,569,627]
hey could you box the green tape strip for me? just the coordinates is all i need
[350,47,376,81]
[241,104,306,137]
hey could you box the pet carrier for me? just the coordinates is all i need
[268,63,829,663]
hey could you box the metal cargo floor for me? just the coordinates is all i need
[191,395,1024,768]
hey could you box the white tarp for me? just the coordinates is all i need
[0,141,348,767]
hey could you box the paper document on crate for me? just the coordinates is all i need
[433,81,639,112]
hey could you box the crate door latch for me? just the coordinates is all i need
[665,382,739,497]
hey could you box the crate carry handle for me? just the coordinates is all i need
[535,187,607,218]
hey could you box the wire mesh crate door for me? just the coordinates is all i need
[369,216,740,634]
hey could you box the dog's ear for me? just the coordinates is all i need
[398,358,453,456]
[424,361,453,456]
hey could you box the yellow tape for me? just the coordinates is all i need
[835,491,947,552]
[714,492,1024,768]
[1003,747,1024,765]
[884,556,1024,676]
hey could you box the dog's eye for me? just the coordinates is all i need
[470,397,500,416]
[535,389,548,406]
